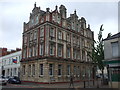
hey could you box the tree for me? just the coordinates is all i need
[96,24,104,81]
[88,24,105,84]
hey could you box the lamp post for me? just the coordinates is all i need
[83,74,86,88]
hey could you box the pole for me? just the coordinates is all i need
[83,75,86,88]
[84,80,86,88]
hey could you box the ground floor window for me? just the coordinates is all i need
[28,65,31,76]
[39,64,43,75]
[67,65,70,75]
[32,64,35,75]
[58,64,62,75]
[49,64,53,76]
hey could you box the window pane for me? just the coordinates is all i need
[50,28,55,37]
[112,42,118,57]
[58,31,62,39]
[32,64,35,75]
[40,44,44,55]
[67,47,70,58]
[58,44,63,57]
[49,64,53,75]
[50,44,55,55]
[67,65,70,75]
[40,64,43,75]
[28,65,31,76]
[58,64,62,75]
[40,28,44,37]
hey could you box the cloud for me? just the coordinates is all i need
[0,1,118,49]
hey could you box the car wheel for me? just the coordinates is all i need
[2,83,7,85]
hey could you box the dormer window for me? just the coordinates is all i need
[36,16,39,24]
[30,33,33,41]
[34,31,37,39]
[62,21,66,27]
[52,15,55,21]
[68,25,70,29]
[41,18,44,23]
[57,16,60,24]
[46,15,49,21]
[31,19,34,26]
[76,24,78,31]
[72,22,75,30]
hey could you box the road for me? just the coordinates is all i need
[0,80,110,89]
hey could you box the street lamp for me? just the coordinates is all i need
[83,74,86,88]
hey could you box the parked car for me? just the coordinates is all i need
[8,76,21,84]
[5,76,10,81]
[0,76,7,85]
[96,74,102,78]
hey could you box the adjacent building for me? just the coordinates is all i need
[0,48,8,57]
[21,3,94,83]
[0,49,21,77]
[0,48,21,57]
[104,32,120,88]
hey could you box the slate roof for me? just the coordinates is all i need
[104,32,120,41]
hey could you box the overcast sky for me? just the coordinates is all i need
[0,0,119,50]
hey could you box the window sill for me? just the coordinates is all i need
[58,75,62,77]
[67,75,70,77]
[49,75,54,77]
[39,75,44,77]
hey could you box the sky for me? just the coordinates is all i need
[0,0,119,50]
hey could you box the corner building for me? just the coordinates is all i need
[21,3,95,83]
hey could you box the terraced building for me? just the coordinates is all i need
[21,3,95,83]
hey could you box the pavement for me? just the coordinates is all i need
[2,79,110,88]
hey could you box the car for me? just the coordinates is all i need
[8,76,21,84]
[0,76,7,85]
[96,74,102,78]
[104,74,108,79]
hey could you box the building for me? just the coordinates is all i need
[0,47,21,57]
[0,50,21,77]
[104,32,120,88]
[0,48,8,57]
[21,3,94,83]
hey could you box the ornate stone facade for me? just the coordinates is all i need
[21,3,95,83]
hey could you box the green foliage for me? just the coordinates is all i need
[92,24,104,71]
